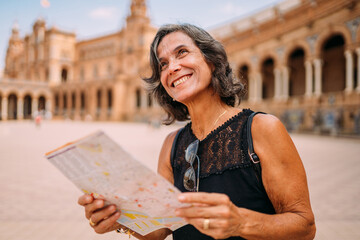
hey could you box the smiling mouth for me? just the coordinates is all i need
[173,75,191,87]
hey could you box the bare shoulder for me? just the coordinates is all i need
[157,128,183,184]
[252,113,285,137]
[250,113,302,175]
[251,113,293,150]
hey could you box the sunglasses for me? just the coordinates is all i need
[183,139,200,192]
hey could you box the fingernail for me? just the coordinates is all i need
[178,195,185,201]
[110,205,116,212]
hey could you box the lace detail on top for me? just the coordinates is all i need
[173,109,253,178]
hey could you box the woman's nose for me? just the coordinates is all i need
[168,60,181,75]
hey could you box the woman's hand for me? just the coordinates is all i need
[78,194,121,234]
[175,192,242,239]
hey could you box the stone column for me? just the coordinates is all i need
[256,73,263,102]
[74,90,81,120]
[282,66,289,100]
[313,59,322,96]
[248,74,256,102]
[89,88,97,119]
[345,50,354,93]
[17,96,24,120]
[274,68,282,100]
[32,97,38,118]
[46,98,52,114]
[356,48,360,92]
[67,92,72,118]
[1,96,8,120]
[141,89,147,110]
[305,60,313,97]
[58,92,63,116]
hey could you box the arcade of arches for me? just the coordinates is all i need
[233,31,360,134]
[0,81,51,120]
[237,34,353,101]
[1,0,360,135]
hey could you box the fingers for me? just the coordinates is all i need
[176,204,231,219]
[178,192,231,206]
[176,192,233,219]
[91,204,118,224]
[85,199,105,219]
[91,210,121,234]
[78,194,93,206]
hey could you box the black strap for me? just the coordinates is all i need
[247,112,266,181]
[170,127,184,166]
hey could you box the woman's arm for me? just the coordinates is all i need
[157,129,178,184]
[175,114,316,240]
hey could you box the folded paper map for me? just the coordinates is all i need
[45,130,187,236]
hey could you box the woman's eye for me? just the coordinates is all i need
[178,49,188,56]
[160,62,168,70]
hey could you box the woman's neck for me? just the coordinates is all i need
[186,94,231,140]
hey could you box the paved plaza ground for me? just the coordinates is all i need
[0,120,359,240]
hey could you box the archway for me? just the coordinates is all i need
[8,94,17,120]
[136,88,141,109]
[238,65,249,100]
[71,92,76,113]
[23,95,32,119]
[54,93,59,115]
[147,94,153,108]
[261,58,275,99]
[322,34,345,93]
[96,89,102,116]
[107,89,112,113]
[61,68,68,83]
[80,92,85,114]
[63,93,67,114]
[38,96,46,112]
[288,48,306,96]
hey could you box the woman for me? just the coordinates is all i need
[78,23,316,240]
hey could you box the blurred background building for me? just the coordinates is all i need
[1,0,360,135]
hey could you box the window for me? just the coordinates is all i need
[61,68,68,83]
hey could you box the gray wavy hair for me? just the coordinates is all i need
[143,23,245,125]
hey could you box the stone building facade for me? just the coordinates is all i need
[211,0,360,135]
[1,0,360,134]
[1,0,159,122]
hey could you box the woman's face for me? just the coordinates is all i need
[157,31,213,104]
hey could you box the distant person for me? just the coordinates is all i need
[35,114,42,128]
[78,23,316,239]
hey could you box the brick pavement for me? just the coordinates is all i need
[0,120,359,240]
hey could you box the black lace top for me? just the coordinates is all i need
[172,109,275,240]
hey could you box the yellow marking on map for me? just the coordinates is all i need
[103,172,110,176]
[142,221,149,227]
[95,162,101,166]
[150,220,161,226]
[135,223,142,229]
[123,213,149,219]
[88,177,93,182]
[82,189,89,194]
[124,213,137,219]
[78,143,103,153]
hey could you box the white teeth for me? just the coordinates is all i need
[173,75,190,87]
